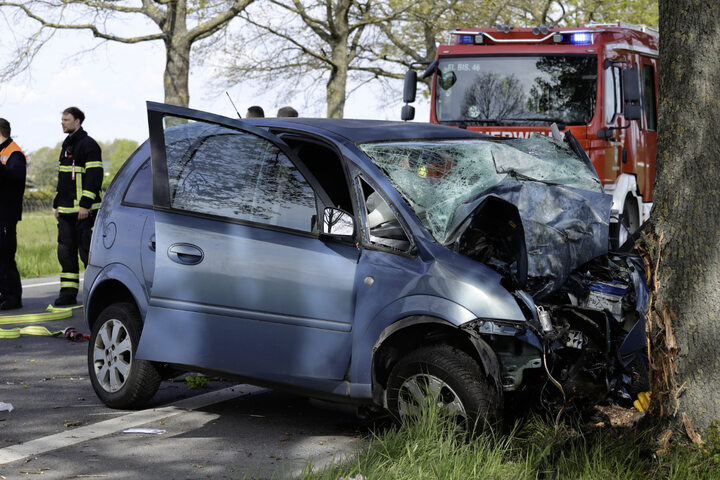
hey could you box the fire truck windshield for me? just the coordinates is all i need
[435,55,597,126]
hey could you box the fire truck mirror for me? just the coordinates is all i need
[622,67,642,103]
[422,60,439,79]
[403,69,417,103]
[624,104,642,122]
[401,104,416,121]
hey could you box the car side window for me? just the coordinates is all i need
[162,119,318,233]
[358,177,411,252]
[123,159,152,207]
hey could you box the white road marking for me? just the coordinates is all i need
[23,281,61,288]
[0,384,258,465]
[23,279,83,289]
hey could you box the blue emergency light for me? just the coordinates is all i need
[571,33,592,44]
[458,35,475,44]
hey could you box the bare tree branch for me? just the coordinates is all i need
[187,0,254,43]
[277,0,331,43]
[0,2,165,43]
[238,12,333,66]
[0,0,254,105]
[62,0,146,14]
[142,0,166,25]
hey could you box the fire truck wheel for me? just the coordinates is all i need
[88,302,161,409]
[611,196,640,250]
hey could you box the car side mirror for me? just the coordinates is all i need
[323,208,355,237]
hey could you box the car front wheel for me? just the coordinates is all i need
[88,302,161,409]
[386,344,502,431]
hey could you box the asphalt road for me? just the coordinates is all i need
[0,277,372,479]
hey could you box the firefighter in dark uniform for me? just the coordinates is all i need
[0,118,27,310]
[53,107,103,306]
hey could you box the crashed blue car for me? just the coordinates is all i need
[84,102,648,426]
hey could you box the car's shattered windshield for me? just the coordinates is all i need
[360,133,602,244]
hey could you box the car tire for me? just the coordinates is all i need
[88,302,161,409]
[386,344,502,431]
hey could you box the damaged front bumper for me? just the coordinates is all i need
[467,253,649,408]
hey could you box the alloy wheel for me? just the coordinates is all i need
[397,373,467,422]
[92,319,133,393]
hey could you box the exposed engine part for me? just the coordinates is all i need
[543,350,566,402]
[477,252,648,411]
[537,305,552,332]
[497,352,542,391]
[566,330,584,349]
[576,276,629,318]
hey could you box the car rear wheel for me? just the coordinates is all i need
[88,302,161,409]
[386,344,501,432]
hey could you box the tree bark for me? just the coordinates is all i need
[326,0,351,118]
[327,41,349,118]
[162,0,190,107]
[164,41,191,107]
[645,0,720,438]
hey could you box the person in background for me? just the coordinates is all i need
[277,106,298,117]
[245,106,265,118]
[0,118,27,310]
[53,107,103,306]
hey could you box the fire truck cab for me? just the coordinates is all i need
[402,22,658,248]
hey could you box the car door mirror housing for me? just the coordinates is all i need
[323,208,355,237]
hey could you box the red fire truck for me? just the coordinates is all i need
[402,22,658,248]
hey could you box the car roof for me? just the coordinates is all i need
[244,118,491,144]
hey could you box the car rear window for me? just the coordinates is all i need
[123,159,152,207]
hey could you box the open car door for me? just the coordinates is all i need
[135,102,359,383]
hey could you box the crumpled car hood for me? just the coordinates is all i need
[450,181,611,298]
[361,132,612,298]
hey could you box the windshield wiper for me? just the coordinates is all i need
[505,117,569,125]
[442,118,570,127]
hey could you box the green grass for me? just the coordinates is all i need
[301,407,720,480]
[17,209,62,279]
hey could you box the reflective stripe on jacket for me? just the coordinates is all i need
[0,141,26,165]
[53,128,103,214]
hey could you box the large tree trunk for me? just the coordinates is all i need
[164,41,191,107]
[326,41,349,118]
[163,0,190,107]
[646,0,720,438]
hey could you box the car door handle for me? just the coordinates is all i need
[148,234,156,252]
[167,243,204,265]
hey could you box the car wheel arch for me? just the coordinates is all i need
[371,315,502,405]
[86,279,143,331]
